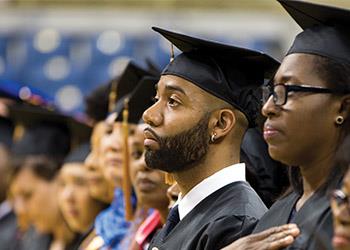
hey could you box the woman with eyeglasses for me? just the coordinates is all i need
[331,135,350,250]
[251,1,350,249]
[222,1,350,249]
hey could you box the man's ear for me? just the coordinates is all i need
[210,109,236,141]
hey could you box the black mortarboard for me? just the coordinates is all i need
[279,0,350,65]
[63,143,90,164]
[145,58,161,76]
[108,62,154,113]
[0,117,14,148]
[152,27,279,127]
[84,82,111,123]
[9,104,91,158]
[115,76,158,124]
[12,121,71,158]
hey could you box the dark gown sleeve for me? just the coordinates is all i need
[196,215,259,250]
[0,212,19,250]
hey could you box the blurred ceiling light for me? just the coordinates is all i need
[44,56,70,81]
[19,86,32,100]
[55,85,82,112]
[33,28,61,53]
[108,56,130,78]
[97,30,123,55]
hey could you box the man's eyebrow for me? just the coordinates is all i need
[164,84,186,95]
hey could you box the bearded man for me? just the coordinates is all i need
[142,27,279,250]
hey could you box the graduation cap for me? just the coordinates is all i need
[64,143,91,164]
[115,76,159,124]
[9,104,92,159]
[0,117,14,148]
[145,58,162,76]
[152,27,280,127]
[278,0,350,65]
[108,61,155,113]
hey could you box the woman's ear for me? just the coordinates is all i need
[338,95,350,120]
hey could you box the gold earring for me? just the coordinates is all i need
[336,116,344,125]
[210,133,217,143]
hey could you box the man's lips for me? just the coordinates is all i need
[144,128,158,141]
[144,128,160,149]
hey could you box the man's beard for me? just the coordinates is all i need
[145,113,211,172]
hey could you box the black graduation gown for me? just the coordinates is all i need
[0,211,51,250]
[19,227,51,250]
[253,189,333,250]
[148,181,267,250]
[0,211,18,250]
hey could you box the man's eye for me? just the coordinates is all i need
[168,97,179,107]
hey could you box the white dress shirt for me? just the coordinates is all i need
[177,163,246,220]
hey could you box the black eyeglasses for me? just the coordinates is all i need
[332,189,350,208]
[262,84,336,106]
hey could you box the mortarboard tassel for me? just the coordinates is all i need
[122,98,134,221]
[108,79,118,113]
[165,172,175,185]
[170,43,175,63]
[13,123,25,142]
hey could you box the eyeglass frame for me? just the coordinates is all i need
[262,83,339,106]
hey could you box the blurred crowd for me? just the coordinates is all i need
[1,0,350,250]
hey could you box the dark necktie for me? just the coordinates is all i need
[162,205,180,238]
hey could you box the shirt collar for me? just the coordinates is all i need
[0,200,12,219]
[177,163,246,220]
